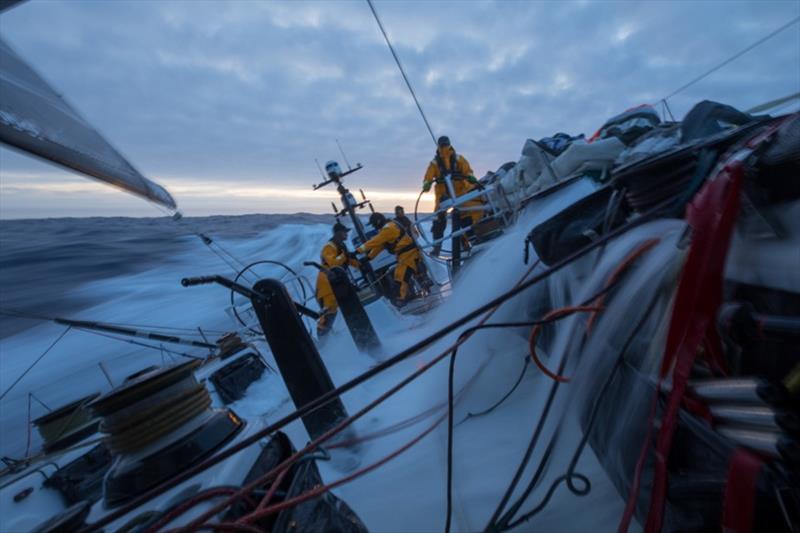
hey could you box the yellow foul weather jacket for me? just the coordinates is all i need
[358,221,420,300]
[316,240,360,317]
[422,145,484,224]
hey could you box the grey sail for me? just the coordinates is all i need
[0,36,177,210]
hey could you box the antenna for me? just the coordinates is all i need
[314,158,327,180]
[336,139,353,170]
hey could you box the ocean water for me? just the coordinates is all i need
[0,213,334,339]
[0,212,338,459]
[0,186,646,531]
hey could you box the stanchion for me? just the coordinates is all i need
[451,208,462,275]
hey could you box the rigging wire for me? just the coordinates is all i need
[366,0,438,146]
[0,326,71,401]
[148,201,258,284]
[0,309,226,337]
[661,15,800,103]
[75,329,204,360]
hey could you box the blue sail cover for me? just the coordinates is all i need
[0,36,177,210]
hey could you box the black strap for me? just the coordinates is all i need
[434,151,463,183]
[324,240,352,264]
[385,221,418,256]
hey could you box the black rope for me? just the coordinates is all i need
[86,198,676,530]
[495,272,668,531]
[459,357,529,424]
[366,0,438,146]
[445,277,623,532]
[445,346,456,533]
[0,326,71,401]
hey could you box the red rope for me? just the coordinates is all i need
[530,238,662,383]
[154,234,666,530]
[219,413,446,527]
[619,149,757,533]
[167,236,664,529]
[168,259,545,531]
[194,524,262,533]
[234,465,291,526]
[528,306,603,383]
[586,239,661,332]
[145,488,251,532]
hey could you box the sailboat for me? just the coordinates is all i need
[1,0,798,531]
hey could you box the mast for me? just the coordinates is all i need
[312,163,371,245]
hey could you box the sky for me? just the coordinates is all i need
[0,0,798,218]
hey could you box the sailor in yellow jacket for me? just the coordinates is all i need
[316,222,361,337]
[422,136,485,254]
[357,212,421,304]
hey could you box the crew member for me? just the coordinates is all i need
[394,205,418,237]
[357,212,422,305]
[422,136,485,255]
[315,222,360,337]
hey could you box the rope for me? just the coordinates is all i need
[102,385,212,455]
[366,0,438,146]
[42,395,97,450]
[207,414,444,531]
[84,196,678,532]
[458,356,529,424]
[444,277,624,532]
[527,306,603,383]
[144,487,257,532]
[488,239,663,530]
[0,326,71,401]
[661,16,800,103]
[502,282,666,530]
[169,259,545,532]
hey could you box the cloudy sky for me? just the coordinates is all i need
[0,0,798,218]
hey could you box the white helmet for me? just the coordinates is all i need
[325,160,342,179]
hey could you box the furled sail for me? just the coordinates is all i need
[0,36,177,210]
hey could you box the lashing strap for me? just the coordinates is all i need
[618,159,745,533]
[722,448,764,533]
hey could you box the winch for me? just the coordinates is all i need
[88,360,244,507]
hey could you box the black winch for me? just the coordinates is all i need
[88,360,243,507]
[32,392,101,453]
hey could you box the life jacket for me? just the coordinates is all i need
[384,221,417,256]
[321,240,349,267]
[434,150,464,183]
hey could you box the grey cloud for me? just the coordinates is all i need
[0,0,798,214]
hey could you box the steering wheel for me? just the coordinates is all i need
[229,260,312,335]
